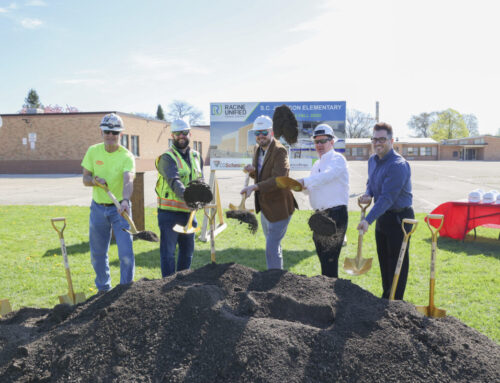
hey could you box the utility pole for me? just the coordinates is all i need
[375,101,380,122]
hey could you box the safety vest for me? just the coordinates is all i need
[155,147,202,212]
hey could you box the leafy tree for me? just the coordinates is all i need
[156,104,165,120]
[430,108,468,141]
[346,109,374,138]
[407,112,436,137]
[167,100,203,125]
[23,88,43,109]
[462,114,479,136]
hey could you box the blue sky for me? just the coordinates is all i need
[1,0,499,136]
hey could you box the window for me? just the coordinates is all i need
[407,147,418,155]
[345,148,351,156]
[193,141,198,151]
[352,147,365,156]
[131,135,139,156]
[198,142,202,157]
[453,151,458,157]
[474,138,484,144]
[121,134,129,149]
[168,139,173,148]
[420,147,432,156]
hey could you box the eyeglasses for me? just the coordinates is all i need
[254,130,270,136]
[371,137,389,144]
[103,130,120,136]
[314,138,331,145]
[173,130,190,136]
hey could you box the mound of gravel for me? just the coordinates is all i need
[1,263,499,382]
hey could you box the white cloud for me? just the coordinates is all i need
[0,8,8,13]
[8,2,17,10]
[130,54,210,75]
[26,0,47,6]
[20,17,43,28]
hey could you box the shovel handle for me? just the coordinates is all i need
[51,217,66,237]
[356,230,364,260]
[426,214,444,239]
[93,177,138,233]
[401,218,418,238]
[357,198,372,220]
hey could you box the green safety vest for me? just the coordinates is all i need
[155,147,202,212]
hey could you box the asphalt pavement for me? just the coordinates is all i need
[1,161,499,213]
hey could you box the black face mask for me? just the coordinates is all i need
[174,137,189,150]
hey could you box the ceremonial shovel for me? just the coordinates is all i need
[389,218,418,301]
[415,214,446,318]
[343,199,373,276]
[51,218,86,305]
[203,204,218,264]
[275,176,303,192]
[173,210,200,234]
[0,299,12,317]
[94,178,159,242]
[229,171,254,212]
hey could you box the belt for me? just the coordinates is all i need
[96,202,114,207]
[387,207,412,213]
[315,205,347,213]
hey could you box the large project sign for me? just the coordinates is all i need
[209,101,346,170]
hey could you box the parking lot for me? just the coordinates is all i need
[1,161,499,213]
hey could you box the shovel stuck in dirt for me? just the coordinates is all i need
[51,218,86,305]
[0,299,12,317]
[174,180,214,234]
[203,204,218,264]
[389,218,418,301]
[343,199,373,276]
[94,178,159,242]
[415,214,446,318]
[226,172,258,234]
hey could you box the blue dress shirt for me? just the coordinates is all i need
[364,149,413,224]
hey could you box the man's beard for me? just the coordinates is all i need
[174,138,189,150]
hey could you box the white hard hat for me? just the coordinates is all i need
[100,113,124,132]
[312,124,336,139]
[251,115,273,131]
[170,119,191,132]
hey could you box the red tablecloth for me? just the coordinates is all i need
[429,201,500,240]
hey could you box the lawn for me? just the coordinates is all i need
[0,205,498,344]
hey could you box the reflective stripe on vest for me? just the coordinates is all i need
[155,147,201,212]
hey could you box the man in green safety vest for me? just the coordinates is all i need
[155,119,203,277]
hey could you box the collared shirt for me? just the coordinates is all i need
[303,149,349,210]
[364,149,412,224]
[257,147,267,175]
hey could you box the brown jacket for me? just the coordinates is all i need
[250,138,298,222]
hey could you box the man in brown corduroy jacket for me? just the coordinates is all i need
[241,115,298,269]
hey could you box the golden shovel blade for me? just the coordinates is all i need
[343,257,373,276]
[59,292,86,305]
[275,176,303,191]
[173,223,200,234]
[415,305,447,318]
[0,299,12,316]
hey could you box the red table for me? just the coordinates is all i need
[429,201,500,240]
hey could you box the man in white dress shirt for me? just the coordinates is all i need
[298,124,349,278]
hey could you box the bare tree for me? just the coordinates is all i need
[463,114,479,136]
[346,109,375,138]
[407,112,436,137]
[167,100,203,125]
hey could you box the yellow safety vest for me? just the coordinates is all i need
[155,147,202,212]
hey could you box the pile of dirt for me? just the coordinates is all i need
[183,180,213,209]
[1,263,499,382]
[226,210,258,234]
[272,105,298,145]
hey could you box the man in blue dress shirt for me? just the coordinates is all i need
[357,122,414,300]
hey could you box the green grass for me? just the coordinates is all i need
[0,206,499,344]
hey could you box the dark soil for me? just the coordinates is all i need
[183,180,213,209]
[226,210,258,234]
[308,211,337,236]
[272,105,298,145]
[1,263,499,382]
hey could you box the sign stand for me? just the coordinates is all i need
[199,170,227,242]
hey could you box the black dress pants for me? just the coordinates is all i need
[312,205,348,278]
[375,207,415,300]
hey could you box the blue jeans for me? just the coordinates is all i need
[260,213,291,269]
[89,200,135,292]
[157,209,197,277]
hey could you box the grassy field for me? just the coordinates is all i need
[0,205,499,344]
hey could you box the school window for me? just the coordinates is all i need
[131,135,139,157]
[198,142,202,157]
[420,147,432,156]
[407,147,418,155]
[345,148,351,156]
[193,141,198,151]
[453,151,458,157]
[168,139,173,148]
[121,134,129,149]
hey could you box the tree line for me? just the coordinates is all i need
[346,108,482,140]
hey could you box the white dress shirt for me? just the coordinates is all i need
[303,149,349,210]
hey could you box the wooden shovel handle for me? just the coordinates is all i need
[51,217,66,237]
[426,214,444,239]
[93,177,138,233]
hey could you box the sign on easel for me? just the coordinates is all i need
[199,170,227,242]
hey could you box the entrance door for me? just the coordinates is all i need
[465,148,477,160]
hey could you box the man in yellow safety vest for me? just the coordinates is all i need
[155,119,203,277]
